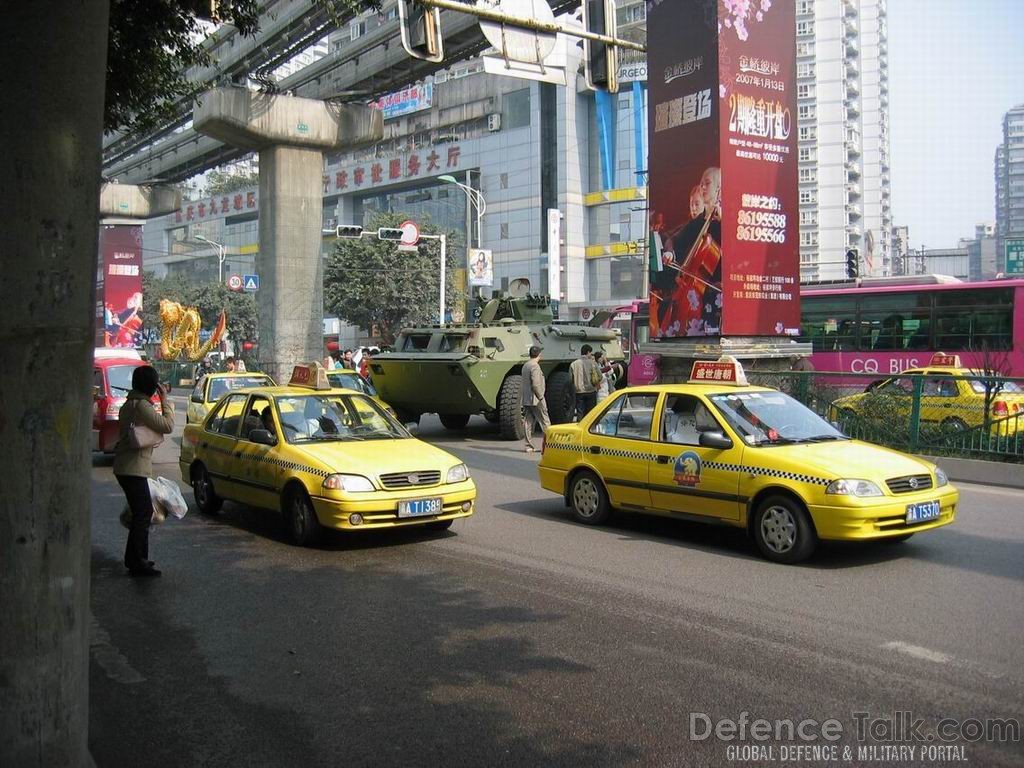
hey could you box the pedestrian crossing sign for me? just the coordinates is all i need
[243,274,260,292]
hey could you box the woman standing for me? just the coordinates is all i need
[113,366,175,577]
[594,351,622,403]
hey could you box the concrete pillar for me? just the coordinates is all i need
[258,146,326,382]
[0,2,110,766]
[193,88,382,383]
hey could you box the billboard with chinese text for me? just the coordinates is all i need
[96,225,144,348]
[647,0,800,338]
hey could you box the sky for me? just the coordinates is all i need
[889,0,1024,249]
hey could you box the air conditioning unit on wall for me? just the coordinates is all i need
[487,113,501,132]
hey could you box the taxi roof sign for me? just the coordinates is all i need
[288,362,332,390]
[689,356,748,385]
[929,352,961,368]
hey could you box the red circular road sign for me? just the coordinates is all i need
[227,274,243,291]
[399,220,420,246]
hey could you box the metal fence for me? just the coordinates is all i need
[746,369,1024,463]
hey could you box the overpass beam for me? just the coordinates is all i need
[194,88,382,382]
[99,183,181,219]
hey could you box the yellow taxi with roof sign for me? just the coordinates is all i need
[830,353,1024,436]
[537,357,958,563]
[180,362,476,546]
[187,371,276,424]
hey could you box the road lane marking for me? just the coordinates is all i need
[90,614,146,684]
[881,641,953,664]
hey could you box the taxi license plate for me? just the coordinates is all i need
[905,500,940,524]
[398,498,443,518]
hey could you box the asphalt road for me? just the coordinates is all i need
[88,397,1024,767]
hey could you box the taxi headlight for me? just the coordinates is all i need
[935,467,949,487]
[323,474,374,492]
[825,479,883,497]
[446,463,470,483]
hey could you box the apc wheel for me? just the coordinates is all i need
[545,370,575,425]
[283,487,322,547]
[942,417,968,432]
[483,410,500,424]
[426,519,454,531]
[440,413,471,430]
[498,375,526,440]
[394,408,420,426]
[192,464,223,515]
[569,471,610,525]
[753,495,817,564]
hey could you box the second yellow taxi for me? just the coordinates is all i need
[537,357,958,564]
[180,363,476,545]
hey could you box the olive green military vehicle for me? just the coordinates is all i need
[368,279,625,439]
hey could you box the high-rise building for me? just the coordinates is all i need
[795,0,891,281]
[995,104,1024,273]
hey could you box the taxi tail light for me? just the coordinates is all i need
[993,400,1008,418]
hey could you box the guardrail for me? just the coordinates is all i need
[746,369,1024,463]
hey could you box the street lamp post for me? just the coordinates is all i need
[438,174,486,249]
[195,234,226,283]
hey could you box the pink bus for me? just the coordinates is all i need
[801,278,1024,376]
[609,277,1024,380]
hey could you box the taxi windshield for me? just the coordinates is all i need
[107,364,137,395]
[326,372,378,396]
[209,376,272,401]
[709,391,846,446]
[275,393,407,443]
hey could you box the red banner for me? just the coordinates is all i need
[96,225,144,348]
[648,0,800,339]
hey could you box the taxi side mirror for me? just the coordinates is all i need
[248,428,277,446]
[698,430,733,450]
[191,393,204,403]
[93,385,101,399]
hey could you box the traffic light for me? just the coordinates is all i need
[583,0,619,93]
[335,225,364,238]
[398,0,444,63]
[376,228,405,241]
[845,249,859,278]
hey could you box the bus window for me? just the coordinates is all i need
[856,293,928,351]
[801,295,857,351]
[934,288,1013,351]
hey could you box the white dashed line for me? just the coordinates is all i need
[881,641,954,664]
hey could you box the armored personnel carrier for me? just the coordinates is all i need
[369,279,625,439]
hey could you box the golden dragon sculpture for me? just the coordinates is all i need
[159,299,227,361]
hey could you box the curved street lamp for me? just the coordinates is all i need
[194,234,226,283]
[438,174,486,249]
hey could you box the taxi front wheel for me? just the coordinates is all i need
[284,488,322,547]
[753,496,817,564]
[569,471,611,525]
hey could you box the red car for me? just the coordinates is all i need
[92,353,161,453]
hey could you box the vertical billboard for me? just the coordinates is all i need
[96,224,144,348]
[647,0,800,338]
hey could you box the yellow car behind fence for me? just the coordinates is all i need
[830,353,1024,436]
[180,363,476,545]
[537,357,958,564]
[187,372,276,424]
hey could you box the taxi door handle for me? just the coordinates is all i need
[589,446,601,454]
[656,455,671,464]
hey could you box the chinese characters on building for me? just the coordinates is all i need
[654,89,713,133]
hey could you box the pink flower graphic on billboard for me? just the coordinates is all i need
[722,0,772,41]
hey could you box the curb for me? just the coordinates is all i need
[923,455,1024,490]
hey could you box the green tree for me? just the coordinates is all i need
[105,1,378,133]
[205,168,260,196]
[324,213,464,345]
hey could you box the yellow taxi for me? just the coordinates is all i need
[180,363,476,546]
[537,357,958,564]
[187,371,276,424]
[831,353,1024,436]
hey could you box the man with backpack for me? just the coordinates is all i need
[569,344,601,421]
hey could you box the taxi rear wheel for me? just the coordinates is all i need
[192,465,223,515]
[284,488,322,547]
[569,471,610,525]
[753,496,816,564]
[942,417,968,432]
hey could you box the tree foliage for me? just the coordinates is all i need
[142,271,258,351]
[205,168,260,196]
[324,213,464,344]
[104,1,381,134]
